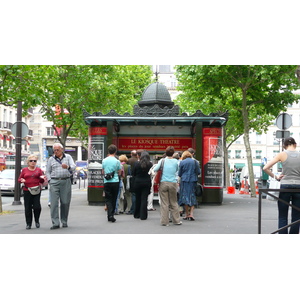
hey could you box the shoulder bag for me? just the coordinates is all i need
[126,165,132,191]
[154,158,165,185]
[194,160,203,197]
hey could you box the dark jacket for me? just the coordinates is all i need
[132,161,152,186]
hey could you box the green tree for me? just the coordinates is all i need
[0,65,153,148]
[175,65,300,196]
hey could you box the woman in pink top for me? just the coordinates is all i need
[18,155,46,229]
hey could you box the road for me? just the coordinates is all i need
[0,180,281,234]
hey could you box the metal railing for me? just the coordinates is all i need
[258,188,300,234]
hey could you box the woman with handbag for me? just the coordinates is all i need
[154,146,182,226]
[178,151,201,221]
[18,155,46,229]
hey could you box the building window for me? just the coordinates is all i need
[46,127,54,136]
[235,150,241,159]
[171,80,177,88]
[256,133,262,144]
[228,150,231,159]
[3,109,7,122]
[255,150,262,159]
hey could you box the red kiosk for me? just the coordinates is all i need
[84,82,228,205]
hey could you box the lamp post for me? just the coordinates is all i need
[12,101,22,205]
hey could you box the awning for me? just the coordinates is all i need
[234,163,245,169]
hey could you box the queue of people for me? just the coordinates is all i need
[102,144,201,226]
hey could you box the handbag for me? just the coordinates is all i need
[126,165,132,191]
[195,182,203,197]
[194,160,202,197]
[104,171,115,180]
[154,158,165,185]
[28,185,41,195]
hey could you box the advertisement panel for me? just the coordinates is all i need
[202,128,223,188]
[88,127,107,188]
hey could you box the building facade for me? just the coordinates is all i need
[228,94,300,170]
[0,105,33,170]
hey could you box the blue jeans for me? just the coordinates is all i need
[278,184,300,234]
[115,180,123,213]
[129,193,136,214]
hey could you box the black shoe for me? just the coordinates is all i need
[62,224,68,228]
[108,217,116,222]
[26,225,31,230]
[35,222,40,228]
[50,225,60,230]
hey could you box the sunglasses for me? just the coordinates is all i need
[29,160,37,162]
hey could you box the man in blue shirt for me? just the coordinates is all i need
[102,144,122,222]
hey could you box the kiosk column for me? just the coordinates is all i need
[87,125,107,205]
[202,127,224,204]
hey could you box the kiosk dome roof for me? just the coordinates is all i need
[138,82,174,108]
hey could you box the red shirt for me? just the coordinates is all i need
[18,167,44,191]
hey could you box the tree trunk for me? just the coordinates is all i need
[223,128,231,188]
[296,65,300,84]
[242,89,256,197]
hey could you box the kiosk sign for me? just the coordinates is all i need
[117,137,194,152]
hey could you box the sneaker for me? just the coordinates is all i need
[161,224,169,226]
[174,221,182,225]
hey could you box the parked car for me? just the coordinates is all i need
[0,169,23,196]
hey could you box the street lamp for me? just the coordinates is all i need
[12,101,23,205]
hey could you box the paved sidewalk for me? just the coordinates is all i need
[0,189,278,234]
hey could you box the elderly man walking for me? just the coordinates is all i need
[46,143,76,230]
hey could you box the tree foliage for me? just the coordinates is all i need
[0,65,153,147]
[175,65,300,195]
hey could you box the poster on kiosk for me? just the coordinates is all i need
[202,128,223,188]
[88,127,107,188]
